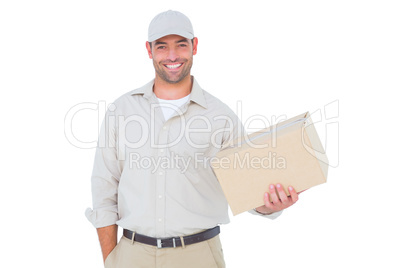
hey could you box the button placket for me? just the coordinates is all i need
[155,122,169,237]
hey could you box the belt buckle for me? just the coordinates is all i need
[156,238,176,249]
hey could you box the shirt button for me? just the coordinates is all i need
[160,149,164,153]
[159,171,163,176]
[158,218,162,222]
[158,195,162,199]
[163,126,167,130]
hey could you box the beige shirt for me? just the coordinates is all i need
[85,77,280,238]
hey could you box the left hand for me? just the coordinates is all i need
[255,184,299,215]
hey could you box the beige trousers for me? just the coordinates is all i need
[105,234,225,268]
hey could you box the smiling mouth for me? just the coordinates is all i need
[164,63,183,70]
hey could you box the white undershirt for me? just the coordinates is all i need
[156,94,190,121]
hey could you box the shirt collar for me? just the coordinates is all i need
[130,79,154,100]
[189,77,208,109]
[130,76,208,109]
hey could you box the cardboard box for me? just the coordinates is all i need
[211,112,328,215]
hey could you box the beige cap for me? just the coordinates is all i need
[148,10,194,42]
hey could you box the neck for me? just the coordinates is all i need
[153,75,192,100]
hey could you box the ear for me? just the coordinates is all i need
[192,37,198,56]
[145,41,153,59]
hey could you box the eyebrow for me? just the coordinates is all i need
[176,39,189,44]
[154,41,167,46]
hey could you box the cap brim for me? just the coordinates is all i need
[148,30,194,42]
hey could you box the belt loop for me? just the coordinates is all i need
[131,231,136,245]
[180,236,185,249]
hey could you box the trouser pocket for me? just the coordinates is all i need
[206,235,226,268]
[104,238,121,268]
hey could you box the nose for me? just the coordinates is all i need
[166,48,179,62]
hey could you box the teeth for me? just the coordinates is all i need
[166,63,182,69]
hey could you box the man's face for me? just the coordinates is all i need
[146,35,198,84]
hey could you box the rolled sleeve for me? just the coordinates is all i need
[85,207,119,228]
[85,114,121,228]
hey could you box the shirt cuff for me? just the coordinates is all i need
[248,208,283,220]
[85,207,119,228]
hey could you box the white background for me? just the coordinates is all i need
[1,0,401,267]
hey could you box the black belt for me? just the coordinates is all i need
[123,226,220,249]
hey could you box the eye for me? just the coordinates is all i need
[156,46,166,50]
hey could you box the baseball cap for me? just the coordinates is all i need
[148,10,194,42]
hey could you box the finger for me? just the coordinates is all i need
[263,192,275,210]
[289,186,299,203]
[276,184,289,204]
[269,184,280,204]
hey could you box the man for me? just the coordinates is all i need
[86,10,299,268]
